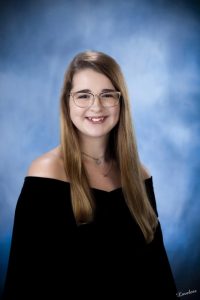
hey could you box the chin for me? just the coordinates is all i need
[81,130,110,139]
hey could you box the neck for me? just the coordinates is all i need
[79,135,109,161]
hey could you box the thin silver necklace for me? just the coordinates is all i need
[81,152,113,177]
[81,152,105,165]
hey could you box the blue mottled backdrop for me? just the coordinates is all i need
[0,0,200,298]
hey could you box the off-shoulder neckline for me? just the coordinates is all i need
[25,175,152,194]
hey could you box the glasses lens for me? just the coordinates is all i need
[71,91,120,107]
[100,92,120,107]
[73,92,93,107]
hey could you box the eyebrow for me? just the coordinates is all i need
[75,88,116,93]
[101,89,116,92]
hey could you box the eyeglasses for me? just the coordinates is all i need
[70,91,121,108]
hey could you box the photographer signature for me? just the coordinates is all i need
[177,289,197,297]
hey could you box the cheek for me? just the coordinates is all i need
[69,104,75,122]
[69,99,78,117]
[69,101,78,124]
[69,101,86,122]
[112,106,120,122]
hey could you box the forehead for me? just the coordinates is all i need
[72,69,114,91]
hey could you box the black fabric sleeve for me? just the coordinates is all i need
[2,177,77,300]
[144,177,178,299]
[144,176,159,217]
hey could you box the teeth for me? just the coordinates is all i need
[88,117,105,122]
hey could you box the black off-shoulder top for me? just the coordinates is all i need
[2,176,178,299]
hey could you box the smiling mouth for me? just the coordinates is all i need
[86,116,107,123]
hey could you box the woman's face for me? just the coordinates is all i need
[69,68,120,140]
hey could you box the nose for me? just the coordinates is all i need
[90,95,103,109]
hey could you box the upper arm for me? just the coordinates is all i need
[27,154,67,181]
[140,163,151,180]
[27,157,55,177]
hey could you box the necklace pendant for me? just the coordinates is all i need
[96,159,102,165]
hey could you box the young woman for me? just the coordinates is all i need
[2,51,178,299]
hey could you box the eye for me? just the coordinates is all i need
[101,92,114,99]
[76,93,91,100]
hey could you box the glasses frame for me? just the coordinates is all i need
[69,91,121,108]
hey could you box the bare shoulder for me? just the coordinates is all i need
[140,162,152,180]
[27,145,68,182]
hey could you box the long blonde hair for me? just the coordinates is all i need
[60,50,158,243]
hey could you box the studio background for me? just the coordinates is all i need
[0,0,199,298]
